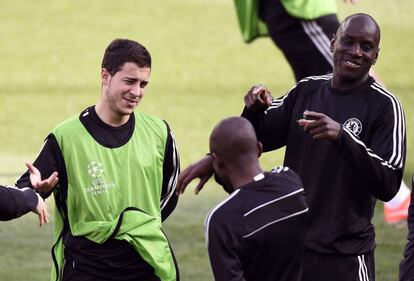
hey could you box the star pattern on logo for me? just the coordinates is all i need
[88,161,104,179]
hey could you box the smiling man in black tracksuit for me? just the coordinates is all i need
[177,13,405,281]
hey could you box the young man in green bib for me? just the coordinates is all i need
[16,38,180,281]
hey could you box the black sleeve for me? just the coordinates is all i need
[334,98,406,201]
[0,185,38,220]
[160,122,180,221]
[241,85,299,152]
[15,133,67,199]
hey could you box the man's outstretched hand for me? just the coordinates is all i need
[176,155,214,195]
[33,193,49,227]
[25,162,59,193]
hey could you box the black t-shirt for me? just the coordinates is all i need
[206,167,308,281]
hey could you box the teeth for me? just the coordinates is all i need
[345,60,359,67]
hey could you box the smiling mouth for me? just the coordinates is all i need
[124,97,138,105]
[343,60,361,68]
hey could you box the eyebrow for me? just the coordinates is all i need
[123,77,149,86]
[123,77,142,83]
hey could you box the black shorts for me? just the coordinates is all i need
[61,255,161,281]
[302,250,375,281]
[258,0,340,81]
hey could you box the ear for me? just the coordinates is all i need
[330,34,336,52]
[372,48,380,65]
[211,152,223,168]
[101,68,111,86]
[257,142,263,158]
[329,40,334,52]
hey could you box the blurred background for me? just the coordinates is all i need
[0,0,413,280]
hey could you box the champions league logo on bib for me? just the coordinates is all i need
[88,161,104,182]
[344,118,362,136]
[85,161,115,196]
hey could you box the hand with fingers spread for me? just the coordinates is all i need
[244,84,273,113]
[297,110,341,141]
[33,193,49,227]
[176,155,214,195]
[25,162,59,193]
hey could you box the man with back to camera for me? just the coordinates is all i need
[177,13,406,281]
[205,116,308,281]
[16,38,180,281]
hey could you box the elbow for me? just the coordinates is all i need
[372,170,403,202]
[379,191,398,202]
[376,182,400,202]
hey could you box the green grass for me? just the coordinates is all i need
[0,0,413,280]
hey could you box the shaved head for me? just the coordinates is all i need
[210,117,259,168]
[338,13,380,45]
[209,117,264,192]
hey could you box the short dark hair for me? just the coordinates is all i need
[101,38,151,76]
